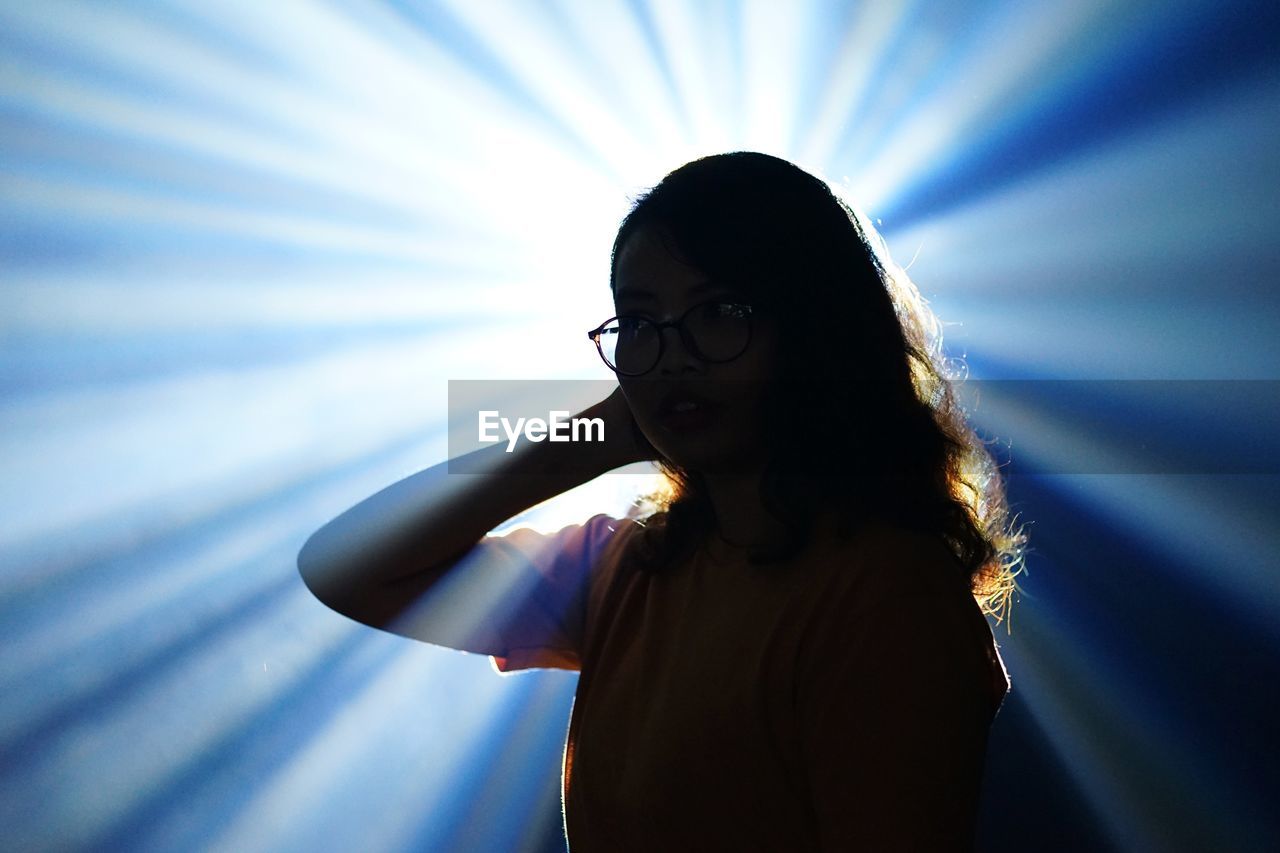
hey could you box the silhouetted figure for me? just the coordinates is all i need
[298,151,1027,852]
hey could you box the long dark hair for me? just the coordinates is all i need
[610,152,1027,624]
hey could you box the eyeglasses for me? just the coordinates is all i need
[587,300,755,376]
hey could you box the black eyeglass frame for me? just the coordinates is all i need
[586,299,756,377]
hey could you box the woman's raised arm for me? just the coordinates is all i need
[296,388,652,636]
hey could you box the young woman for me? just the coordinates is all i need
[298,151,1027,851]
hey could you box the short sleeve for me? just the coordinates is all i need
[794,533,1004,851]
[477,513,631,676]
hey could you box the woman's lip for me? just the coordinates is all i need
[657,402,724,432]
[657,388,721,415]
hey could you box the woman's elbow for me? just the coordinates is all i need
[297,527,358,615]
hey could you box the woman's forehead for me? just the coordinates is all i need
[615,228,708,296]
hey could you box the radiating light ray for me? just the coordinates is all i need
[188,647,512,853]
[1,171,517,267]
[1031,473,1280,641]
[0,2,629,269]
[418,670,579,853]
[643,0,739,154]
[882,69,1280,305]
[0,66,428,237]
[95,640,566,853]
[0,335,485,551]
[548,0,690,152]
[0,517,299,740]
[738,0,809,155]
[0,274,524,336]
[1001,596,1273,851]
[878,68,1280,382]
[998,609,1162,852]
[878,3,1280,231]
[0,580,358,850]
[110,651,497,851]
[851,0,1136,213]
[794,0,911,168]
[922,296,1280,380]
[817,6,957,180]
[963,385,1280,639]
[2,2,636,351]
[430,0,664,180]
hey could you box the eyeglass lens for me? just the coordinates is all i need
[597,303,750,374]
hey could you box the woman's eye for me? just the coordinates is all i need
[709,303,747,318]
[617,318,655,338]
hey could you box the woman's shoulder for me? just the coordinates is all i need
[480,511,644,595]
[802,515,1010,714]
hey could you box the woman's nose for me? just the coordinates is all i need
[655,323,703,375]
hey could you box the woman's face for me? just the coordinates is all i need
[612,225,781,475]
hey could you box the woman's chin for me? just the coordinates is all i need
[652,433,759,476]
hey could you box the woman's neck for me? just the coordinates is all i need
[700,467,788,550]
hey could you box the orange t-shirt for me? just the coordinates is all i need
[478,513,1010,852]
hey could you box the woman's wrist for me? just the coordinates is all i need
[574,398,655,471]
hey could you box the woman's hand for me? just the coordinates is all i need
[582,385,660,470]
